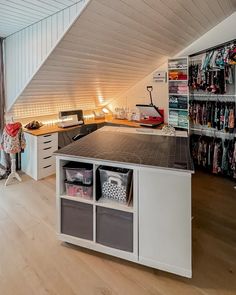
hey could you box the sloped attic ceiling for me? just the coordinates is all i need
[0,0,81,37]
[9,0,236,118]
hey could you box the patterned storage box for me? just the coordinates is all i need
[98,166,133,203]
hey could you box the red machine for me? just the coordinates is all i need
[136,86,164,127]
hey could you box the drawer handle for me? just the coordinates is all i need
[43,134,52,138]
[43,147,52,151]
[43,165,52,169]
[43,156,52,160]
[43,140,52,144]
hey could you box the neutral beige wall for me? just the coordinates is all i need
[108,63,168,122]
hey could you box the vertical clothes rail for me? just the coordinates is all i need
[188,40,236,179]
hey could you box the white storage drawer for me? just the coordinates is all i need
[37,133,58,144]
[38,163,56,179]
[38,147,56,160]
[38,142,58,154]
[38,155,55,170]
[21,132,58,180]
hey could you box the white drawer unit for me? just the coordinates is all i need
[22,132,58,180]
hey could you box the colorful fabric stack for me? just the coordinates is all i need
[169,110,179,126]
[178,111,188,128]
[169,71,187,80]
[169,84,188,94]
[169,96,178,108]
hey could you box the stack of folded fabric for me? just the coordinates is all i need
[169,96,178,108]
[169,85,178,93]
[177,84,188,94]
[168,61,179,69]
[169,110,179,126]
[177,72,187,80]
[168,61,187,69]
[178,96,188,109]
[169,71,179,80]
[178,111,188,128]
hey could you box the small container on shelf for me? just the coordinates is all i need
[63,162,93,185]
[65,181,93,200]
[97,166,133,204]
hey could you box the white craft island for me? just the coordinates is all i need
[55,126,194,278]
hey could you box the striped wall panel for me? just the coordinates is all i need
[5,0,236,119]
[4,0,89,112]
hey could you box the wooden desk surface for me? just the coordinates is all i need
[23,119,142,136]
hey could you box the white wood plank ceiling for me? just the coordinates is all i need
[7,0,236,118]
[0,0,82,37]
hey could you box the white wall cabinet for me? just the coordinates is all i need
[22,132,58,180]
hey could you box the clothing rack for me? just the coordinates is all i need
[189,39,236,57]
[190,93,236,98]
[191,127,235,140]
[189,40,236,184]
[190,96,235,103]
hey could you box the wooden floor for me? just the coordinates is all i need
[0,171,235,295]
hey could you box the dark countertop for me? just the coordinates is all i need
[55,129,194,173]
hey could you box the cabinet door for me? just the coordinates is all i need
[138,169,192,278]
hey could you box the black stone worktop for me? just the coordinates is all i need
[54,129,194,173]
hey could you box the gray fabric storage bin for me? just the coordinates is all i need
[61,199,93,240]
[96,207,133,252]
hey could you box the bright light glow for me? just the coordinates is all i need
[83,114,95,120]
[102,107,109,114]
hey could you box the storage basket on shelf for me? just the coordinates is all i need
[65,181,93,199]
[63,162,93,185]
[98,166,133,204]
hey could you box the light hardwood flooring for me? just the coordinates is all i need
[0,171,235,295]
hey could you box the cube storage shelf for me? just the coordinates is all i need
[56,158,136,262]
[56,155,192,278]
[168,57,190,131]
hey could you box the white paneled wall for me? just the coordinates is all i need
[108,63,169,122]
[0,0,82,37]
[5,0,236,120]
[5,0,89,112]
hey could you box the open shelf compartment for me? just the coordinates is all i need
[95,164,133,210]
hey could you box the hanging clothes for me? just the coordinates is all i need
[189,100,235,133]
[0,122,26,154]
[190,135,235,178]
[189,42,236,94]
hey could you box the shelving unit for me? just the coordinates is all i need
[168,57,189,131]
[56,157,137,262]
